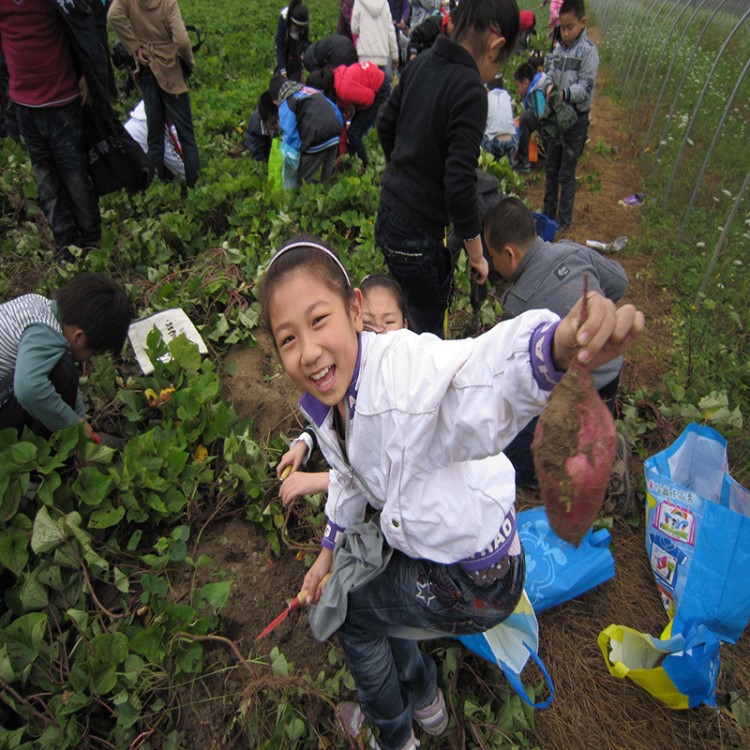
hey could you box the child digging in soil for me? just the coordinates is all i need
[260,236,644,750]
[0,273,131,440]
[277,273,408,507]
[484,196,634,514]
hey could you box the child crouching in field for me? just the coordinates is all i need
[0,273,131,440]
[277,273,408,507]
[260,236,644,750]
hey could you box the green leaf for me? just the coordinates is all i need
[129,626,166,663]
[0,645,15,682]
[72,467,113,506]
[0,527,29,574]
[88,504,126,529]
[196,581,231,612]
[37,471,62,505]
[57,691,91,716]
[270,647,292,677]
[31,506,65,554]
[176,641,203,674]
[115,696,142,730]
[89,632,128,696]
[65,609,89,630]
[10,440,38,468]
[19,568,49,611]
[113,567,130,594]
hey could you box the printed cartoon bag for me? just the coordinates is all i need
[644,423,750,643]
[598,620,720,709]
[459,590,554,709]
[518,506,615,613]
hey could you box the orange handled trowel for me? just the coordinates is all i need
[256,573,330,640]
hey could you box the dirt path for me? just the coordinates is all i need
[517,62,672,397]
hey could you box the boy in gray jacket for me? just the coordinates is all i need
[540,0,598,232]
[483,197,632,513]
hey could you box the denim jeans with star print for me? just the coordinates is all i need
[336,549,525,750]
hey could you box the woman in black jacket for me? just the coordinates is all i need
[375,0,519,336]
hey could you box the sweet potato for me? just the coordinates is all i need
[531,279,617,546]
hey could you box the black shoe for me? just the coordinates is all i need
[510,154,531,174]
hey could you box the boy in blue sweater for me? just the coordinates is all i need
[0,274,131,439]
[540,0,598,232]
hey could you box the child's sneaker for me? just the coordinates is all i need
[338,702,378,749]
[510,154,531,174]
[414,688,449,736]
[338,703,420,750]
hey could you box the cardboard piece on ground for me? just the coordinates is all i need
[128,308,207,375]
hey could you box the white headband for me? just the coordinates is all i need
[268,240,351,286]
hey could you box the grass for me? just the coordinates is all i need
[590,0,750,478]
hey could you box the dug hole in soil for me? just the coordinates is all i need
[181,70,750,750]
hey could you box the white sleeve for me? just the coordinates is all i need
[372,310,561,470]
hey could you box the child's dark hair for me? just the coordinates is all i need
[450,0,520,65]
[360,274,408,322]
[560,0,586,21]
[260,235,354,337]
[258,91,278,122]
[56,273,131,355]
[483,197,537,251]
[305,66,335,101]
[268,74,287,102]
[514,62,535,82]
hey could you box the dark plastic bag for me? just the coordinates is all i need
[83,105,151,195]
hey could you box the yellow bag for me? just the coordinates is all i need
[598,621,720,710]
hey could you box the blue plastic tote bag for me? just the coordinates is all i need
[518,506,615,612]
[458,590,554,708]
[644,423,750,643]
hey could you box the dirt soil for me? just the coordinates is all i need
[178,66,750,750]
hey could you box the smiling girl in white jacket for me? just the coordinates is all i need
[259,236,644,750]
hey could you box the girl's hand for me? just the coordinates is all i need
[552,293,645,372]
[301,548,333,605]
[279,471,330,507]
[276,441,308,479]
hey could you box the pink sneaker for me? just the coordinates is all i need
[338,703,420,750]
[413,688,449,736]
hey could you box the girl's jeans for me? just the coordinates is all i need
[337,549,525,750]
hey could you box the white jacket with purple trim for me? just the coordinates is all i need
[299,309,562,564]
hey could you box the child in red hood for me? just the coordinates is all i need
[307,60,390,168]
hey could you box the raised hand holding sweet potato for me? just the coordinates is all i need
[533,279,644,545]
[551,292,644,373]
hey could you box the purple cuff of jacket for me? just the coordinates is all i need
[529,320,565,391]
[321,518,345,550]
[459,509,517,572]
